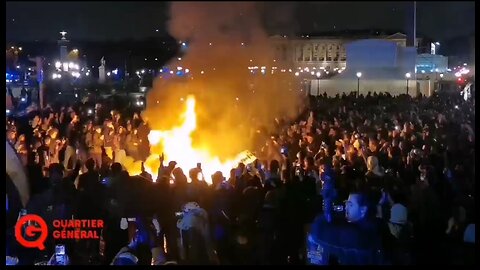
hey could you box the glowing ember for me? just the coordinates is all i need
[125,95,256,184]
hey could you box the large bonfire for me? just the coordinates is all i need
[123,95,256,184]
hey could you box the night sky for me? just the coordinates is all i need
[6,1,475,42]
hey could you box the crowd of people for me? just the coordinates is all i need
[6,90,475,265]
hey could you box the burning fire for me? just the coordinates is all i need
[125,95,256,184]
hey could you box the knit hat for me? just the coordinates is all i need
[390,203,408,225]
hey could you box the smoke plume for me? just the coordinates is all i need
[143,1,303,159]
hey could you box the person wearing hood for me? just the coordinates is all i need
[365,156,385,200]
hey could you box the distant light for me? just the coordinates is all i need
[435,68,439,72]
[159,69,163,73]
[177,57,182,61]
[455,72,461,77]
[185,68,190,73]
[421,70,426,74]
[11,46,14,49]
[338,70,343,74]
[235,97,239,101]
[86,72,90,76]
[177,66,183,71]
[18,47,22,51]
[182,42,186,46]
[310,71,315,75]
[180,98,184,102]
[75,94,78,98]
[156,100,159,104]
[435,42,440,46]
[107,72,111,76]
[6,109,11,114]
[463,63,467,66]
[52,74,58,79]
[58,92,62,95]
[454,105,459,109]
[169,71,174,74]
[155,29,159,32]
[136,71,140,75]
[288,69,292,72]
[356,72,362,78]
[439,73,444,78]
[316,72,321,77]
[200,71,204,74]
[155,58,158,61]
[295,72,299,76]
[55,61,62,69]
[241,42,244,46]
[112,69,118,75]
[72,49,78,53]
[141,69,145,74]
[209,43,212,46]
[145,58,147,61]
[16,65,20,69]
[21,98,26,102]
[405,72,411,79]
[140,87,147,92]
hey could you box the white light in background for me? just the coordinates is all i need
[55,61,62,69]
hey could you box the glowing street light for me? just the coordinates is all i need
[315,72,321,96]
[405,72,411,95]
[356,72,362,97]
[295,72,299,76]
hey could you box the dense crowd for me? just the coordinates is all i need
[6,90,475,265]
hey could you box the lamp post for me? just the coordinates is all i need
[356,72,362,97]
[439,73,444,92]
[316,72,321,96]
[405,72,411,95]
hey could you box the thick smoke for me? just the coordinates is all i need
[143,1,304,159]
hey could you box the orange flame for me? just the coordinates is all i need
[125,95,256,184]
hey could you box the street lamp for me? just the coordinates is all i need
[405,72,411,95]
[316,72,321,96]
[439,73,444,91]
[356,72,362,97]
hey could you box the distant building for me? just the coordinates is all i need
[310,39,418,97]
[416,54,449,73]
[270,31,421,71]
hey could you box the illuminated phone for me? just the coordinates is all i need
[55,244,65,265]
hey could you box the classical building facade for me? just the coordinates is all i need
[270,33,415,71]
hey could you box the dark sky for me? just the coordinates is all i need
[6,1,475,42]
